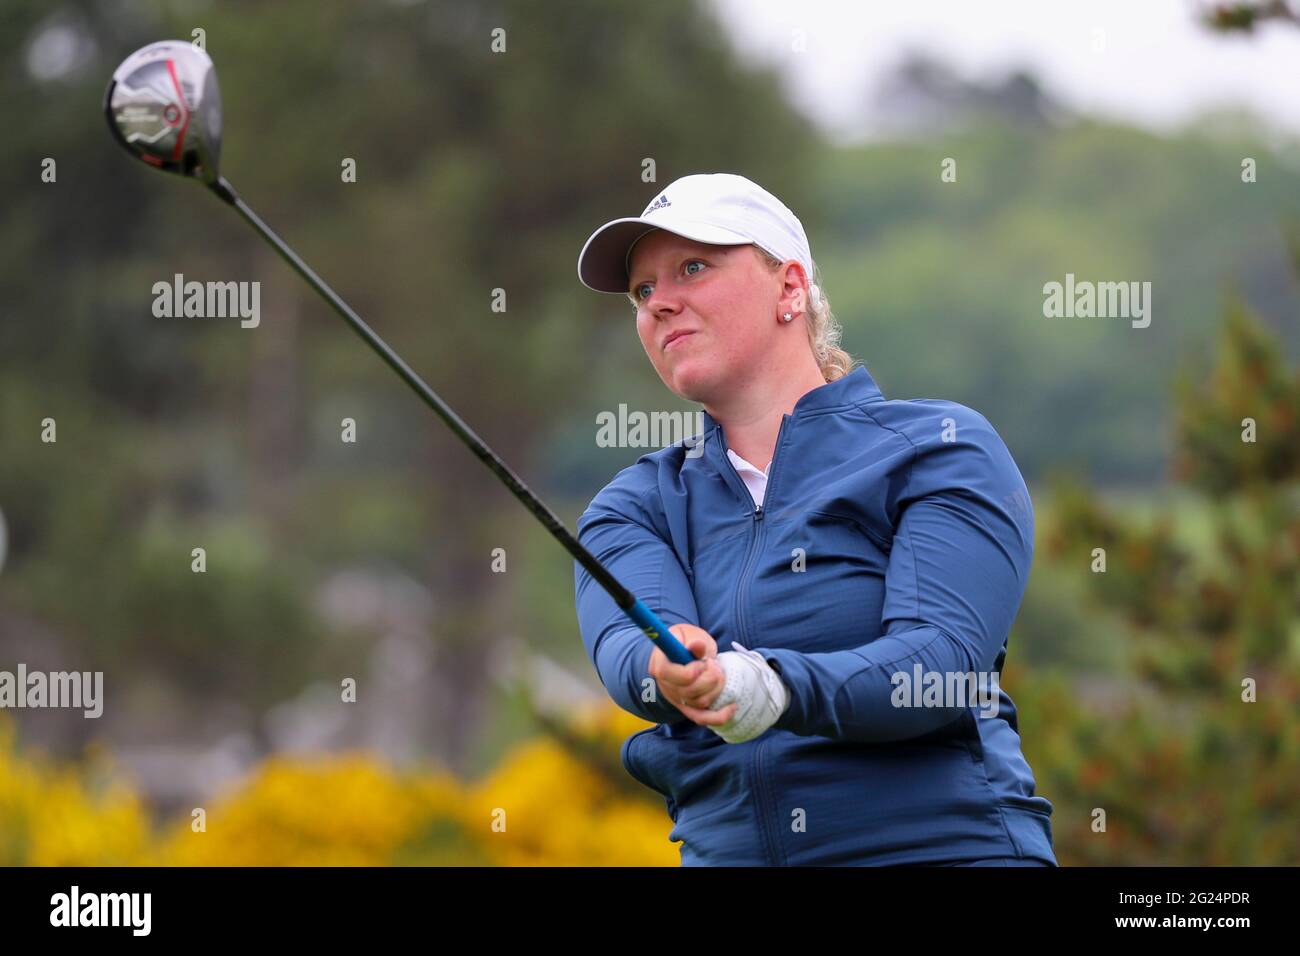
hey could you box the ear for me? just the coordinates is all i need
[778,260,810,315]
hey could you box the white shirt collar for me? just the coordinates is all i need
[726,448,768,476]
[726,449,769,508]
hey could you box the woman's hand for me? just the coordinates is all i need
[648,623,739,727]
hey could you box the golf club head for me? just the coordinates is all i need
[104,40,222,185]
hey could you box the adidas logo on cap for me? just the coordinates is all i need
[643,194,671,214]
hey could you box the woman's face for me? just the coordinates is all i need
[627,230,784,404]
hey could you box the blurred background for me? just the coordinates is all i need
[0,0,1297,865]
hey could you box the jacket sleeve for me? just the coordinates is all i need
[574,470,700,725]
[759,409,1034,743]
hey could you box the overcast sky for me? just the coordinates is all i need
[711,0,1300,144]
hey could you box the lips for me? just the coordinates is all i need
[663,330,695,351]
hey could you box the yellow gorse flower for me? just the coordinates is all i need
[0,704,678,866]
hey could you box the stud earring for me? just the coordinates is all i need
[782,312,794,322]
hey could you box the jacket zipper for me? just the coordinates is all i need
[754,735,787,865]
[720,414,792,866]
[723,413,789,647]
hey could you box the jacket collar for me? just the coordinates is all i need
[699,365,883,435]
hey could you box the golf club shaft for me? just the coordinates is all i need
[207,176,695,666]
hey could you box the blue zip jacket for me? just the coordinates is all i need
[573,366,1056,865]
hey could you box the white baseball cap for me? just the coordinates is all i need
[576,172,815,296]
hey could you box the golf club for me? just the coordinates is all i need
[103,39,694,666]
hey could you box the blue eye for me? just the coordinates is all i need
[632,259,706,302]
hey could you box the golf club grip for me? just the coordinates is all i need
[625,598,697,666]
[207,178,696,668]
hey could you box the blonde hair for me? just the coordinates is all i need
[753,247,856,383]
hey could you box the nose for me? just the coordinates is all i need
[643,280,681,318]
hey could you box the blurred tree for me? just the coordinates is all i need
[0,0,815,769]
[1027,244,1299,863]
[1201,1,1300,32]
[868,51,1064,137]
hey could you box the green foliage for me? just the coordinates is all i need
[1032,286,1300,864]
[0,0,1297,865]
[1173,295,1300,493]
[0,0,814,746]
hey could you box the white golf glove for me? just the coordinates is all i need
[707,643,790,744]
